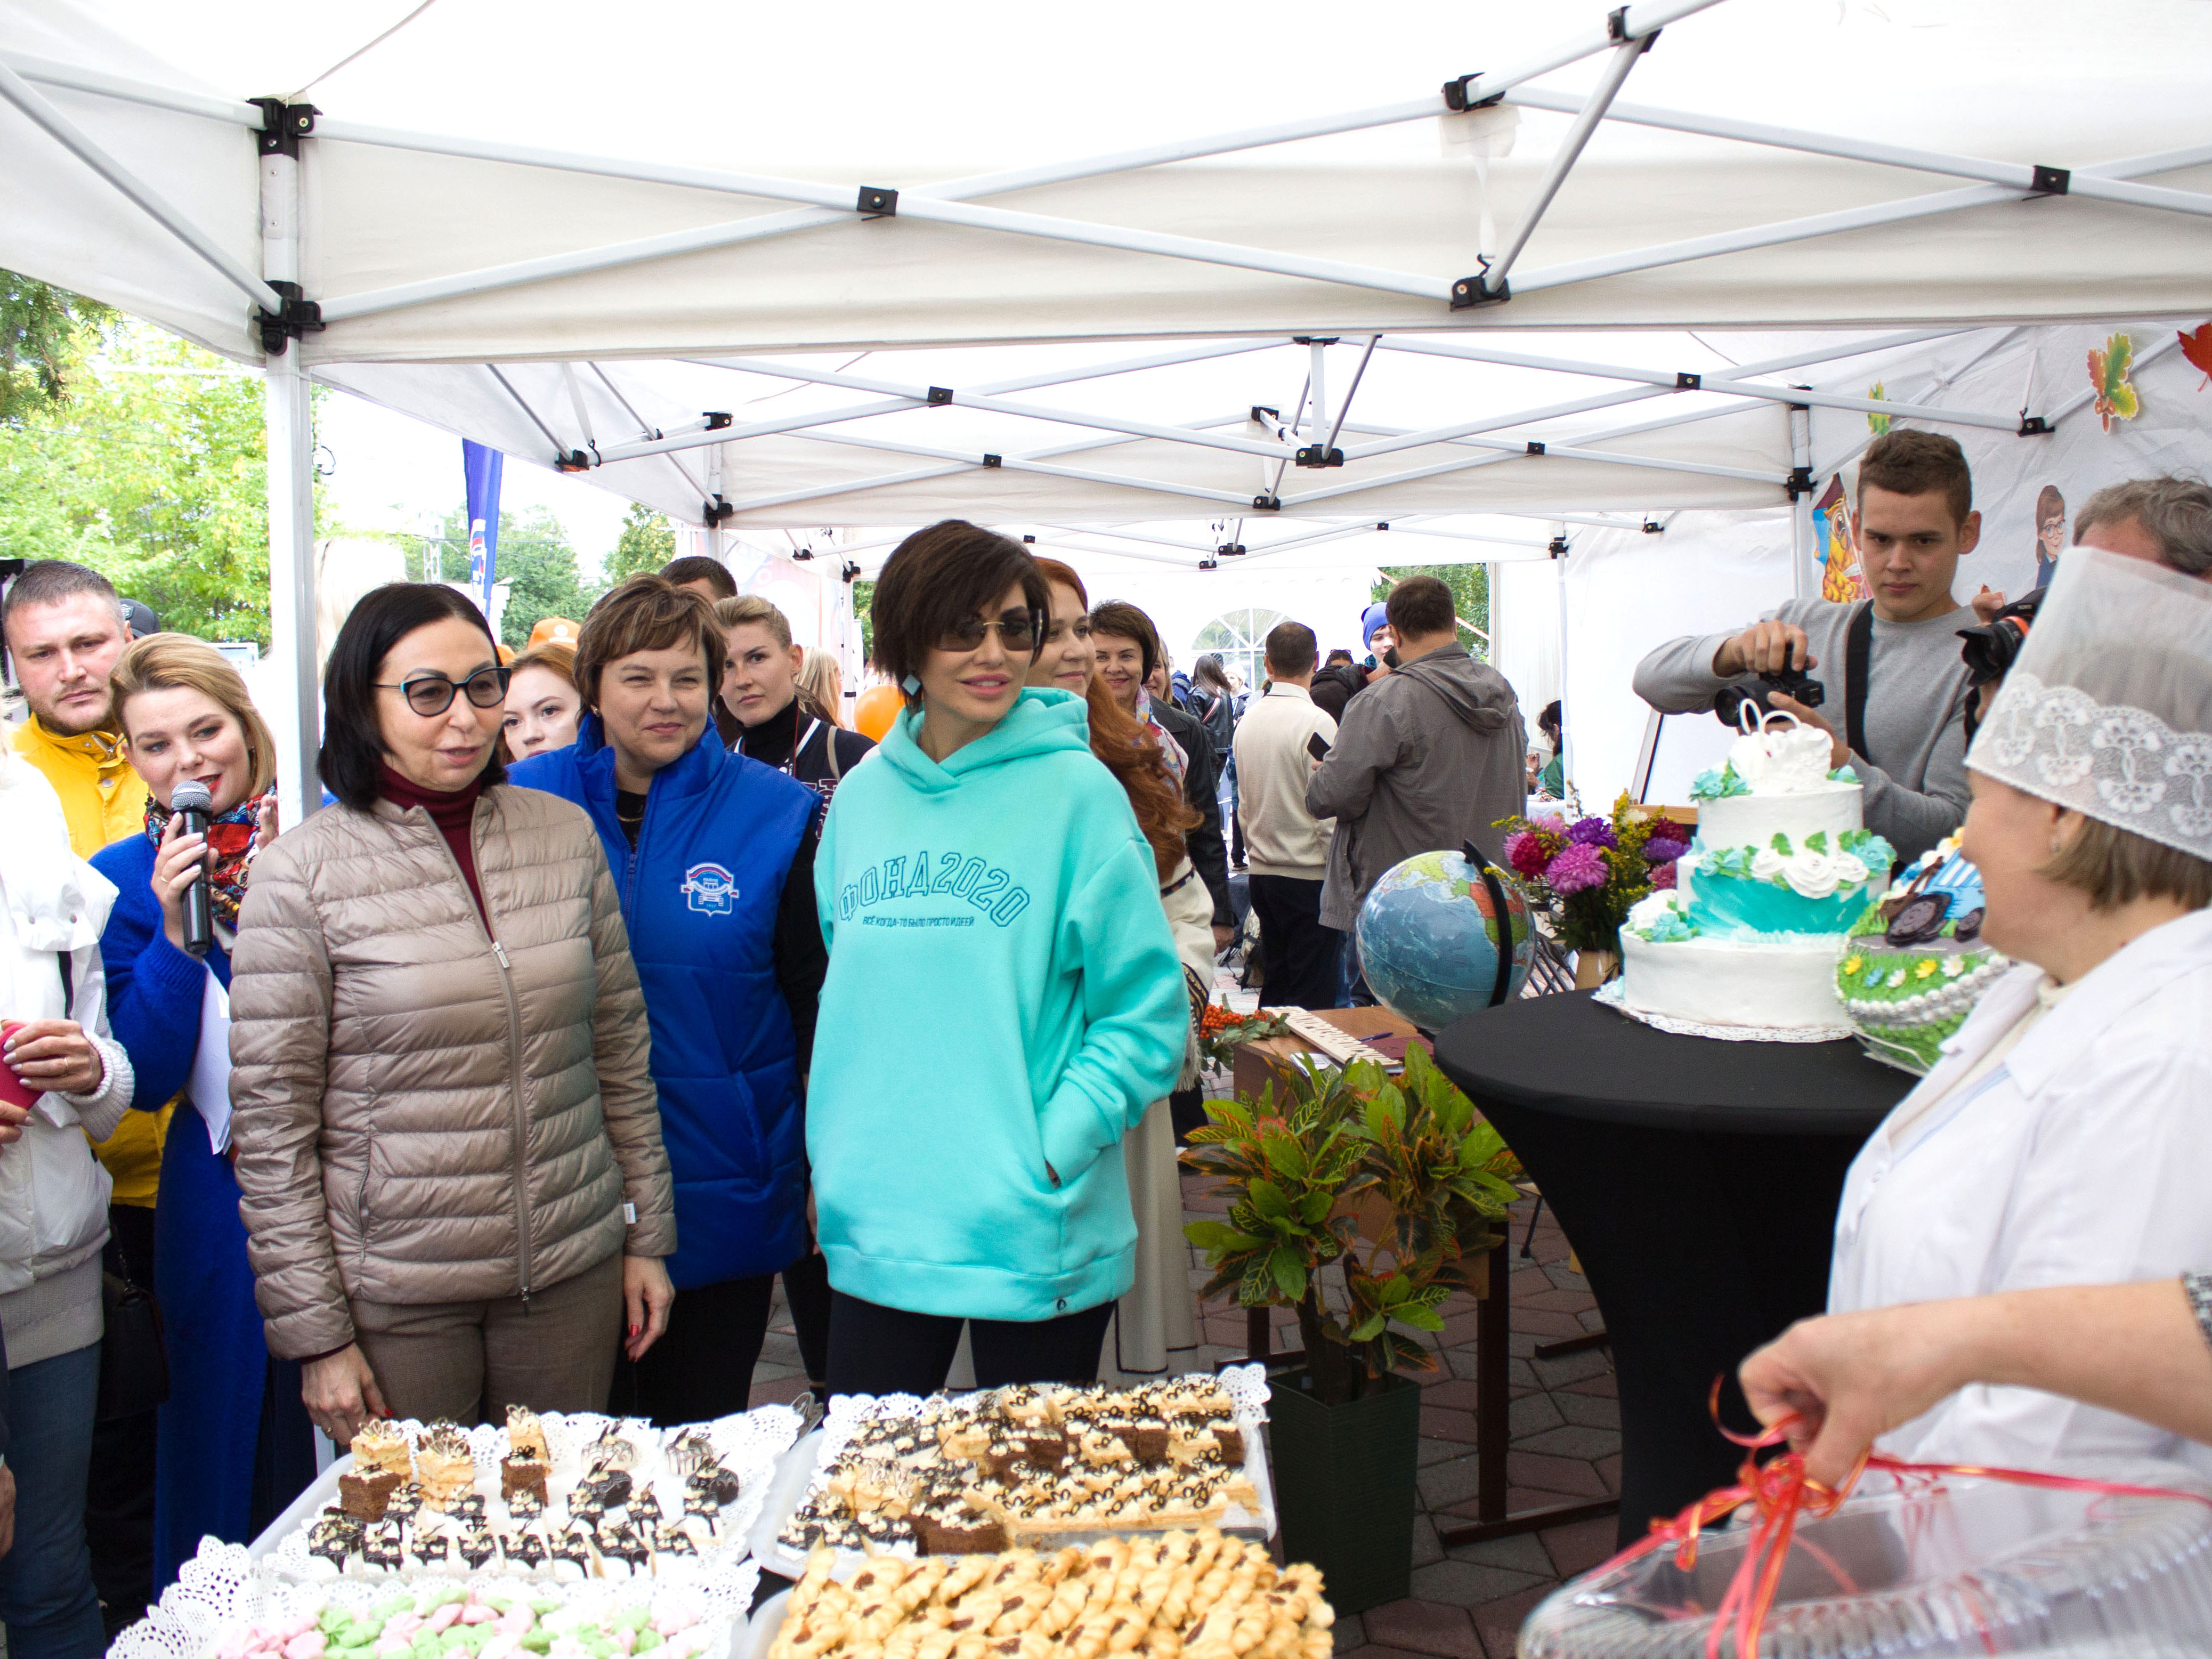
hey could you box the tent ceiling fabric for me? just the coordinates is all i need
[4,0,2209,374]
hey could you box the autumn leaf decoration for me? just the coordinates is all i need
[1865,382,1891,435]
[2089,332,2141,432]
[2180,322,2212,391]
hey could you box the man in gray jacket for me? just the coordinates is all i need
[1307,576,1527,961]
[1631,430,1978,867]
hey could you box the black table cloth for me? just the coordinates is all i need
[1433,991,1913,1546]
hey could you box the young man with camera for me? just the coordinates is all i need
[1632,430,1980,867]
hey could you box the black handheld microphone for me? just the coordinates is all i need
[172,779,215,959]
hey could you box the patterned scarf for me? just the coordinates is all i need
[144,786,274,932]
[1133,687,1189,789]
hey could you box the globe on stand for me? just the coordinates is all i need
[1356,849,1533,1031]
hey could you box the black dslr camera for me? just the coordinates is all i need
[1713,659,1826,723]
[1956,587,2045,686]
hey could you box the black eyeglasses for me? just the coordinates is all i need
[936,609,1044,654]
[376,666,512,716]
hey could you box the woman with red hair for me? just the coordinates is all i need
[1027,557,1207,1378]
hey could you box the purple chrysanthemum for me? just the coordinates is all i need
[1567,816,1618,850]
[1648,860,1678,891]
[1545,843,1610,894]
[1643,836,1691,864]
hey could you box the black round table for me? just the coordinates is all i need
[1433,991,1912,1547]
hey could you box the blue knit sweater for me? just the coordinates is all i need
[91,832,227,1112]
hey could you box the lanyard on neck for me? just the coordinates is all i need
[783,718,823,777]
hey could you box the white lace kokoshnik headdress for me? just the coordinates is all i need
[1968,546,2212,861]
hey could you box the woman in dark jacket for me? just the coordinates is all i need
[511,577,825,1423]
[714,595,874,798]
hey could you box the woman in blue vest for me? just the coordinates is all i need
[91,635,315,1590]
[510,577,823,1423]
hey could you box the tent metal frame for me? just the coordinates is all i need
[6,0,2207,822]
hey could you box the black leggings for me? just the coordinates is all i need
[610,1250,834,1423]
[826,1291,1116,1397]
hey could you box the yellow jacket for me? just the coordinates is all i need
[11,716,169,1204]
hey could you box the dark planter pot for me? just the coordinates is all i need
[1269,1367,1422,1614]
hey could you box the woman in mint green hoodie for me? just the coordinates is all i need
[811,522,1188,1395]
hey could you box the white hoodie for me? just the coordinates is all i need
[0,748,134,1368]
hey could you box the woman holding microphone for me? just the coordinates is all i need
[92,636,315,1587]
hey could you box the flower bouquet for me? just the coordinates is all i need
[1196,1004,1294,1071]
[1497,793,1693,957]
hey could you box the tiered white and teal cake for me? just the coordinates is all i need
[1620,717,1895,1034]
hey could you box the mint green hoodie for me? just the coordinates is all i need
[809,689,1187,1322]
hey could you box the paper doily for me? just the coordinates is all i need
[1593,980,1859,1043]
[112,1538,752,1659]
[753,1366,1274,1578]
[262,1404,804,1587]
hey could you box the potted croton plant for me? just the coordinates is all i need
[1181,1044,1521,1611]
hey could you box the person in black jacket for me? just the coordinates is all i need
[716,597,876,801]
[1309,649,1368,724]
[1090,602,1234,951]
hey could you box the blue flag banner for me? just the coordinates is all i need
[462,440,503,616]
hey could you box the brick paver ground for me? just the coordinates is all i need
[750,1163,1618,1659]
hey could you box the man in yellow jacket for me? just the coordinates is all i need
[3,559,164,1628]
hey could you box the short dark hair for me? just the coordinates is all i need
[871,521,1048,709]
[1384,574,1455,641]
[1858,430,1973,526]
[659,555,737,599]
[1324,648,1354,666]
[2074,476,2212,576]
[1263,620,1318,677]
[320,582,507,811]
[1539,700,1562,742]
[2,559,122,640]
[576,576,726,713]
[1088,601,1164,681]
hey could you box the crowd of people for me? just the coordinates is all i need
[2,465,2210,1654]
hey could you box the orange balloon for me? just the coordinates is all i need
[854,683,906,741]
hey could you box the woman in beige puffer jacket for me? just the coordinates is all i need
[229,584,676,1443]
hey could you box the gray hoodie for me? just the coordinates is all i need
[1305,645,1527,932]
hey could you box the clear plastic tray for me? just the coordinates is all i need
[1518,1461,2212,1657]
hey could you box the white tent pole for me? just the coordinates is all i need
[1019,535,1206,571]
[1035,524,1215,553]
[1471,37,1647,301]
[260,137,319,829]
[595,395,918,462]
[1284,434,1782,508]
[1341,385,1672,462]
[704,445,726,559]
[485,365,573,456]
[1372,523,1554,551]
[1308,342,1329,439]
[1790,404,1814,602]
[1321,336,1379,455]
[1508,88,2212,218]
[3,51,265,125]
[0,59,285,314]
[1375,338,2025,428]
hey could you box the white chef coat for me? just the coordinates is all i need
[1830,905,2212,1477]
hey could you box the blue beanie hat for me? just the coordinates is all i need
[1360,603,1391,648]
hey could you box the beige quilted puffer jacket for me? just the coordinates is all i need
[229,784,677,1361]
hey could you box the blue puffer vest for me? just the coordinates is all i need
[511,718,817,1288]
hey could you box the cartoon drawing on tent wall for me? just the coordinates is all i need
[2032,485,2067,589]
[1813,474,1867,602]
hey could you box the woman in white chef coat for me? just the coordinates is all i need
[1829,539,2212,1476]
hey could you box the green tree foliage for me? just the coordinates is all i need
[852,578,877,662]
[424,504,594,649]
[1371,563,1490,659]
[1,273,110,421]
[0,311,305,644]
[603,501,675,586]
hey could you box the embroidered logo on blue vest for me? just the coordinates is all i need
[681,862,740,915]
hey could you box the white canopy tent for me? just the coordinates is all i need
[3,0,2208,823]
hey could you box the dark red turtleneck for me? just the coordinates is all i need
[378,762,489,927]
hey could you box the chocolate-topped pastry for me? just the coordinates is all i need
[504,1403,550,1464]
[499,1528,548,1571]
[549,1525,595,1582]
[506,1485,544,1520]
[306,1514,362,1570]
[407,1527,451,1571]
[583,1426,637,1475]
[652,1522,699,1572]
[684,1463,740,1506]
[361,1520,406,1572]
[443,1491,487,1523]
[627,1486,663,1523]
[348,1418,414,1482]
[383,1482,425,1522]
[500,1453,550,1507]
[665,1427,717,1476]
[586,1468,634,1508]
[595,1520,652,1579]
[337,1467,402,1521]
[566,1485,607,1524]
[455,1526,497,1569]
